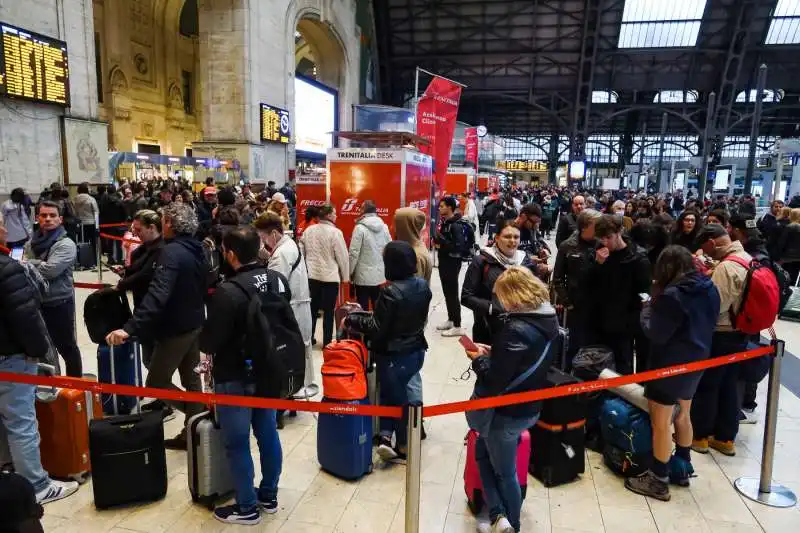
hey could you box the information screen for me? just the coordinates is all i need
[0,22,69,106]
[714,168,731,191]
[260,103,291,144]
[295,76,336,155]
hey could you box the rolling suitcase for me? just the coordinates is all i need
[35,365,103,483]
[464,429,530,514]
[187,410,234,508]
[97,342,141,415]
[89,345,167,509]
[317,397,373,480]
[779,272,800,321]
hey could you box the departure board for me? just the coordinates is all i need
[0,22,70,106]
[260,103,291,144]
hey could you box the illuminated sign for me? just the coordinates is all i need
[0,22,69,106]
[496,160,548,172]
[260,103,291,144]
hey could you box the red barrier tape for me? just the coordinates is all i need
[0,371,404,418]
[98,223,130,229]
[99,232,139,244]
[423,345,775,417]
[74,282,107,290]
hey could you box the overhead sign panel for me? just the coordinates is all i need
[260,103,291,144]
[0,22,70,106]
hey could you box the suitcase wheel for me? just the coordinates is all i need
[71,472,90,485]
[467,490,484,515]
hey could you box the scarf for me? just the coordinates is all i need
[489,245,525,267]
[30,225,66,258]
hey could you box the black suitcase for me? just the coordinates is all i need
[76,242,95,270]
[89,410,168,508]
[539,368,586,426]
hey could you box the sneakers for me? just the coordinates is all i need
[213,504,261,525]
[36,479,79,505]
[292,384,320,400]
[668,456,695,487]
[709,438,736,456]
[441,327,467,337]
[376,436,399,462]
[436,320,454,331]
[164,430,188,451]
[624,470,671,502]
[691,438,710,454]
[739,410,757,425]
[258,497,278,514]
[491,515,515,533]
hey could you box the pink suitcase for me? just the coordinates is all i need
[464,429,531,514]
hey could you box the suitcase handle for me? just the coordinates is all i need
[35,363,58,401]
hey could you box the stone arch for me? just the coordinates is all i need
[167,81,183,108]
[109,65,129,93]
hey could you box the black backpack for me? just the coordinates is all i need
[202,237,221,289]
[84,288,132,344]
[454,219,477,260]
[232,271,305,399]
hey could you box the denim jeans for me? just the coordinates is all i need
[215,381,282,511]
[407,372,423,404]
[0,355,50,492]
[475,413,538,532]
[377,350,425,448]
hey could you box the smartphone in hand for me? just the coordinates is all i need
[459,335,479,352]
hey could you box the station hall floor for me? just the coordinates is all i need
[40,259,800,533]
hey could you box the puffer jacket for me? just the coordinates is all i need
[461,247,537,343]
[267,234,313,345]
[349,214,391,286]
[471,304,559,418]
[0,247,51,359]
[347,277,432,355]
[552,233,598,309]
[300,220,349,283]
[395,207,432,282]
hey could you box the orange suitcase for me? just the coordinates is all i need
[35,373,103,483]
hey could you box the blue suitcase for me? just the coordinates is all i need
[97,342,142,415]
[317,397,373,480]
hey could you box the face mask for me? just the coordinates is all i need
[614,209,625,216]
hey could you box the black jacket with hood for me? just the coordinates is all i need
[123,235,207,341]
[552,232,598,310]
[435,213,468,260]
[117,237,165,308]
[472,303,559,418]
[0,247,51,359]
[348,242,432,356]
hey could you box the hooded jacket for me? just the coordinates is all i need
[0,246,51,359]
[461,247,536,343]
[123,235,207,341]
[267,234,312,345]
[395,207,432,282]
[347,242,432,355]
[349,213,392,286]
[471,303,559,418]
[641,272,720,377]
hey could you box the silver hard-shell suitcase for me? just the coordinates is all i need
[186,409,234,508]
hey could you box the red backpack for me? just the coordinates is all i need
[723,255,780,334]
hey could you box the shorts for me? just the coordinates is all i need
[644,370,704,407]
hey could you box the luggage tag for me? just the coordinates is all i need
[561,442,576,460]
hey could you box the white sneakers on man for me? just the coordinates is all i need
[442,327,467,337]
[36,479,79,505]
[436,321,454,331]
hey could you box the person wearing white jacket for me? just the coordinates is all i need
[255,212,318,399]
[349,201,392,310]
[299,204,349,347]
[459,192,480,231]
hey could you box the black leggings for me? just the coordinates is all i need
[355,284,381,311]
[309,280,339,346]
[41,299,83,377]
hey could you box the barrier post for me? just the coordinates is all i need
[735,340,797,507]
[96,232,103,284]
[404,402,423,533]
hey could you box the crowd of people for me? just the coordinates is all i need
[0,174,788,532]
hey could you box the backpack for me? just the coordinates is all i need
[600,397,652,478]
[232,271,305,399]
[766,259,793,311]
[321,339,368,400]
[83,288,132,344]
[202,237,221,288]
[722,255,780,334]
[454,219,477,260]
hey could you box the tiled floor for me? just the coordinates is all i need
[40,263,800,532]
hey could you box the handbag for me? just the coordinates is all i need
[465,338,553,435]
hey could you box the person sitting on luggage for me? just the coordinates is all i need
[464,267,558,533]
[199,226,287,526]
[106,203,207,450]
[24,201,81,377]
[624,246,720,502]
[345,241,432,462]
[462,217,537,344]
[0,212,79,505]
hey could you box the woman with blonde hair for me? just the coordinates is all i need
[464,266,558,533]
[775,207,800,281]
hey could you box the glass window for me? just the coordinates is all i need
[592,90,618,103]
[735,89,782,103]
[618,0,707,48]
[766,0,800,44]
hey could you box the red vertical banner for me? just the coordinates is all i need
[464,127,478,172]
[416,75,462,197]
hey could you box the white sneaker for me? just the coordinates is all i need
[740,410,758,425]
[36,479,79,505]
[442,327,467,337]
[436,321,454,331]
[492,515,514,533]
[476,516,492,533]
[292,384,320,400]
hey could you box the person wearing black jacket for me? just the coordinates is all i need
[555,194,586,248]
[671,210,701,252]
[465,267,558,533]
[199,226,287,526]
[0,213,80,505]
[774,208,800,282]
[434,197,468,337]
[586,215,652,375]
[98,185,128,265]
[347,241,432,461]
[106,202,207,450]
[757,200,783,247]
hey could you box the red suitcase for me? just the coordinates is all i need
[35,368,103,483]
[464,429,531,514]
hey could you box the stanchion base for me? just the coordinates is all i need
[735,477,797,508]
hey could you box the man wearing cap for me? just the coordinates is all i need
[691,224,752,457]
[270,193,291,231]
[197,186,218,239]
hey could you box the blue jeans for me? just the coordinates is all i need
[377,350,424,448]
[475,414,538,532]
[0,355,50,492]
[407,372,423,404]
[215,381,282,511]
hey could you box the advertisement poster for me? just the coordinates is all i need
[294,170,327,240]
[464,127,478,169]
[62,118,109,184]
[416,76,462,195]
[403,151,433,247]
